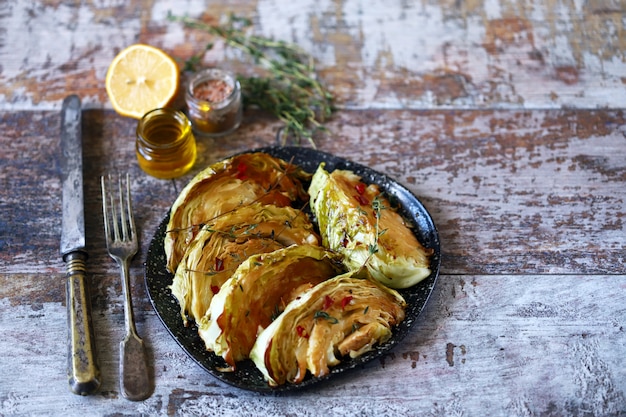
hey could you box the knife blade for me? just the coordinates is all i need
[60,95,101,396]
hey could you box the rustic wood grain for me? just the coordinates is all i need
[1,109,624,276]
[1,0,625,415]
[1,107,624,414]
[0,0,625,110]
[1,273,624,416]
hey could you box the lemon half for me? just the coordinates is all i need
[105,44,180,119]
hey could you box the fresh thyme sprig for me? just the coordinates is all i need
[370,195,388,256]
[357,194,388,273]
[168,13,335,147]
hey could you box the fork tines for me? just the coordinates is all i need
[101,173,135,245]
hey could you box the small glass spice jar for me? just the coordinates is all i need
[136,108,197,179]
[185,68,243,137]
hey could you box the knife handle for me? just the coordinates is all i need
[65,251,101,395]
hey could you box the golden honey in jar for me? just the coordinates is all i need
[136,108,197,179]
[185,68,243,136]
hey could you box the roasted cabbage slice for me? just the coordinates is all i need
[170,203,320,325]
[250,273,406,386]
[164,152,310,272]
[199,245,343,367]
[308,163,433,289]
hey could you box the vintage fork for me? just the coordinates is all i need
[101,173,152,401]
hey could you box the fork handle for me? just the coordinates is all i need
[120,332,152,401]
[65,251,101,395]
[118,258,152,401]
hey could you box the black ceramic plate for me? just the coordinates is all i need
[144,146,441,392]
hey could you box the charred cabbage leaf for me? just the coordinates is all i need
[199,245,344,367]
[170,203,320,325]
[308,163,433,289]
[250,273,406,386]
[164,152,310,273]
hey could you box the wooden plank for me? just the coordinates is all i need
[1,0,624,415]
[1,109,624,276]
[1,273,624,415]
[0,0,624,110]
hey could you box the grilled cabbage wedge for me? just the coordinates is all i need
[170,203,320,325]
[308,163,433,289]
[250,273,406,386]
[164,152,310,273]
[199,245,344,367]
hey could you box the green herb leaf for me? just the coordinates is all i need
[313,310,339,324]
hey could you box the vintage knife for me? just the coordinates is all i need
[60,95,101,395]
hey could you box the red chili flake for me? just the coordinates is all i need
[215,257,225,272]
[296,325,309,338]
[322,295,334,310]
[355,182,366,195]
[236,162,248,180]
[341,296,353,309]
[211,285,220,295]
[341,237,349,247]
[354,195,370,206]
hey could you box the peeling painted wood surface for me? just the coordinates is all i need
[1,0,625,110]
[1,0,626,416]
[1,109,625,416]
[2,109,625,276]
[1,273,625,416]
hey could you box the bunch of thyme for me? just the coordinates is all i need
[169,13,334,147]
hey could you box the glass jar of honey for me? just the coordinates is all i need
[185,68,243,136]
[136,108,197,179]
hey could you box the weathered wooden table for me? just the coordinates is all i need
[1,1,624,416]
